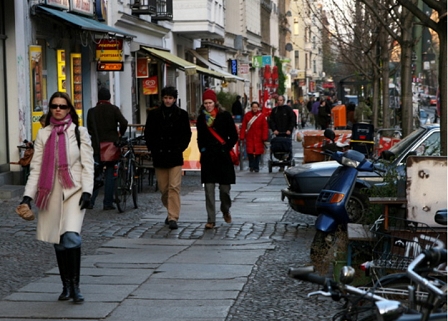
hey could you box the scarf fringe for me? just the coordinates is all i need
[35,188,51,210]
[58,164,76,189]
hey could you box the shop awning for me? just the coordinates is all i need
[142,47,197,75]
[36,6,135,38]
[188,50,245,82]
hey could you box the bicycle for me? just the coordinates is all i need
[113,136,141,213]
[358,215,446,311]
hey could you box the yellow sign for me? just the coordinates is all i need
[57,49,66,92]
[96,39,123,62]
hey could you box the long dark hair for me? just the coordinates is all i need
[45,92,79,126]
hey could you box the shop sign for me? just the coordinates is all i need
[96,39,123,62]
[239,63,249,74]
[230,59,238,75]
[30,45,45,140]
[136,58,149,78]
[70,0,93,16]
[97,62,124,71]
[71,53,83,111]
[46,0,70,10]
[252,55,272,68]
[142,76,158,95]
[95,0,107,22]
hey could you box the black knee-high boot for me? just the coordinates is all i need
[55,249,71,300]
[67,247,84,303]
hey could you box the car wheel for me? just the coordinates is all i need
[346,190,369,223]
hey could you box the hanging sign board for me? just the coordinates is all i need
[70,0,93,16]
[142,76,158,95]
[45,0,70,10]
[136,58,149,78]
[96,39,123,62]
[97,62,124,71]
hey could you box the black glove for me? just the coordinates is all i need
[20,196,32,209]
[79,192,91,210]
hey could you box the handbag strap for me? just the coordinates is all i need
[207,125,226,145]
[246,114,260,133]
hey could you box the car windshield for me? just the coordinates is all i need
[386,127,426,160]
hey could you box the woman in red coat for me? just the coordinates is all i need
[240,101,269,172]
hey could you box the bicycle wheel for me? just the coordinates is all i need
[368,273,447,312]
[131,161,138,209]
[114,160,131,213]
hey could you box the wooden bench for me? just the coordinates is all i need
[368,197,407,230]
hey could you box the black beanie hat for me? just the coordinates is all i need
[98,87,111,100]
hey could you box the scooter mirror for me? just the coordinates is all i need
[435,209,447,226]
[323,129,336,142]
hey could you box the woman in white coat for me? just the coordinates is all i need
[18,91,94,303]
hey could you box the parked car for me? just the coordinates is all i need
[281,124,441,217]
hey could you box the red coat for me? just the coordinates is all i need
[240,111,269,155]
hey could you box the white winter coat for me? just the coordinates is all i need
[24,123,94,244]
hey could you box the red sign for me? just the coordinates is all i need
[97,62,123,71]
[143,76,158,95]
[323,82,334,88]
[136,58,149,78]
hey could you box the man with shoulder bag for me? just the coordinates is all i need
[87,87,128,210]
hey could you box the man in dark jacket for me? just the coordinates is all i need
[144,86,192,230]
[87,87,128,210]
[231,95,243,122]
[268,95,296,137]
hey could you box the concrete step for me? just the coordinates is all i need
[0,185,24,199]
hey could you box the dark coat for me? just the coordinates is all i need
[144,104,192,168]
[239,110,268,155]
[232,99,243,116]
[87,102,128,156]
[268,104,296,134]
[197,109,238,185]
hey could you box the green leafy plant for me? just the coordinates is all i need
[274,56,286,95]
[217,91,238,113]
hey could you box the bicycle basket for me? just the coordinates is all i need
[370,216,440,270]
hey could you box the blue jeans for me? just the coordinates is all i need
[91,158,115,207]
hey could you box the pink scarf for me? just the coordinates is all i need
[35,115,75,209]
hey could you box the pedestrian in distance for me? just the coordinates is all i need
[268,95,296,137]
[197,89,238,229]
[87,87,128,211]
[317,99,331,130]
[232,95,244,123]
[144,86,192,230]
[239,101,269,173]
[17,91,95,303]
[311,98,320,129]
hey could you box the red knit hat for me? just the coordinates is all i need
[202,89,217,104]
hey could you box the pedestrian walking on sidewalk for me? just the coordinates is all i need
[87,87,128,210]
[18,91,95,303]
[239,101,268,172]
[197,89,238,229]
[144,86,192,230]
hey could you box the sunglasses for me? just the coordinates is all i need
[49,104,69,110]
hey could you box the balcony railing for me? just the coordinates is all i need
[131,0,173,21]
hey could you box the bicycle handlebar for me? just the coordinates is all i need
[407,248,447,298]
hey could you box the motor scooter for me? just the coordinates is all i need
[310,129,375,259]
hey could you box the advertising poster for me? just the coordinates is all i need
[30,45,45,140]
[136,57,149,78]
[142,76,158,95]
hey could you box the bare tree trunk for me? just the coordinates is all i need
[372,60,380,129]
[439,26,447,156]
[400,7,415,137]
[380,28,390,129]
